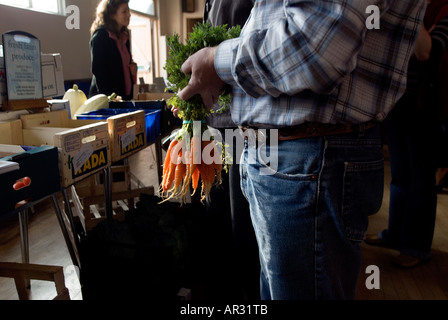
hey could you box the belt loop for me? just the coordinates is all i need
[358,123,366,137]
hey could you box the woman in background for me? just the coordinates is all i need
[89,0,137,100]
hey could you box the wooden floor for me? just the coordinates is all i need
[1,158,448,300]
[356,167,448,300]
[0,197,83,300]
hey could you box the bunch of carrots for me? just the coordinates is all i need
[160,132,222,202]
[160,23,240,203]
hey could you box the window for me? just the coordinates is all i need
[129,11,159,85]
[129,0,155,16]
[0,0,66,15]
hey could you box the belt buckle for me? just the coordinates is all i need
[256,129,267,143]
[238,127,268,143]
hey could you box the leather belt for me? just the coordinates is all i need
[239,121,378,141]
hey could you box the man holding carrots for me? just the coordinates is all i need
[177,0,425,299]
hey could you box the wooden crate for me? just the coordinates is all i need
[20,110,110,187]
[54,123,110,187]
[0,119,23,145]
[71,165,154,232]
[134,92,173,101]
[0,262,70,300]
[20,110,100,146]
[22,108,149,162]
[107,110,147,162]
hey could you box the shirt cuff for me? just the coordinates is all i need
[214,38,239,87]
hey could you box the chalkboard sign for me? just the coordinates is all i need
[2,31,43,100]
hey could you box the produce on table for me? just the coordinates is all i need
[161,22,241,203]
[74,92,117,117]
[63,84,87,119]
[13,176,31,190]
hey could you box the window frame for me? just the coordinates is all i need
[0,0,66,16]
[129,0,156,17]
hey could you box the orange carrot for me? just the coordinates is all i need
[161,140,178,188]
[161,139,184,193]
[163,140,177,170]
[163,160,177,192]
[191,167,200,194]
[197,162,213,202]
[191,135,201,165]
[181,151,194,198]
[172,155,186,192]
[180,135,200,198]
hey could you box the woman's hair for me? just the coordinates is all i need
[90,0,130,37]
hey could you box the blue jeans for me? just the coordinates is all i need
[240,125,384,299]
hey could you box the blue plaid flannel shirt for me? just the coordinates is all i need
[215,0,426,128]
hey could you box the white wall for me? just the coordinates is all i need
[0,0,98,81]
[158,0,204,39]
[0,0,205,82]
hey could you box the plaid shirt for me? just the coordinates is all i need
[215,0,426,128]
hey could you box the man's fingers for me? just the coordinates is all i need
[170,106,179,118]
[201,93,214,110]
[178,57,196,101]
[179,84,220,109]
[181,57,192,76]
[176,47,223,109]
[178,83,195,101]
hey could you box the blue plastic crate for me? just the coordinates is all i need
[109,100,165,111]
[76,108,161,144]
[109,100,181,137]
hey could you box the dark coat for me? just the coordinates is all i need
[204,0,254,29]
[204,0,255,128]
[89,26,133,100]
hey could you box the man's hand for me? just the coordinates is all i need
[178,47,225,109]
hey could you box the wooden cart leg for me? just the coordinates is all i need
[17,208,30,289]
[61,189,81,246]
[103,166,113,221]
[53,194,80,269]
[18,209,29,265]
[0,262,70,300]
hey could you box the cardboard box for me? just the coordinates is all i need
[48,99,71,118]
[57,108,150,162]
[20,110,98,146]
[55,122,110,187]
[108,99,177,138]
[0,119,23,145]
[135,92,173,101]
[0,110,29,121]
[41,53,65,99]
[20,110,110,187]
[0,53,65,110]
[107,110,147,162]
[133,83,150,99]
[0,145,61,215]
[0,58,6,110]
[76,108,158,161]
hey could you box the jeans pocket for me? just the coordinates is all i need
[341,158,384,242]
